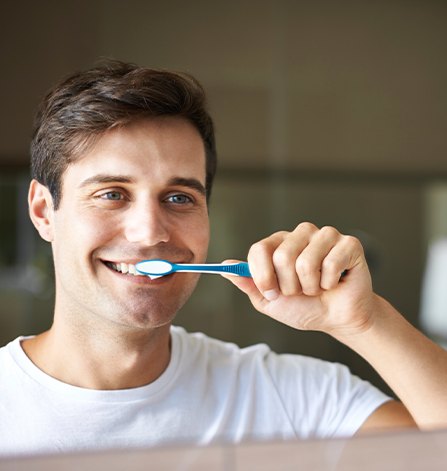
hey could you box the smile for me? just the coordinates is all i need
[104,261,146,276]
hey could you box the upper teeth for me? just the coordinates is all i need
[109,262,143,276]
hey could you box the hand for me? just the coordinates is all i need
[223,222,376,339]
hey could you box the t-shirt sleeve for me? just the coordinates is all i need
[265,351,391,438]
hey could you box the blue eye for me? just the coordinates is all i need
[102,191,122,200]
[167,194,192,204]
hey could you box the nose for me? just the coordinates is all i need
[124,201,170,246]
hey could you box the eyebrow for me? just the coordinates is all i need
[168,177,206,195]
[79,175,134,188]
[78,174,206,195]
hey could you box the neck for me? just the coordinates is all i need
[21,319,172,390]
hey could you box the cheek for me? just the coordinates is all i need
[190,220,210,255]
[54,209,117,255]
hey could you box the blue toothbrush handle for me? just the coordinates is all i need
[173,262,252,277]
[219,262,251,277]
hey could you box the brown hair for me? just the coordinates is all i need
[30,59,217,209]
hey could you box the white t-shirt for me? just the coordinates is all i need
[0,326,389,457]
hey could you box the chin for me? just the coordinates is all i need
[111,299,180,330]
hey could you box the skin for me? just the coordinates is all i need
[25,116,209,389]
[222,226,419,431]
[25,115,419,432]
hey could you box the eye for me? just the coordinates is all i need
[100,191,124,201]
[166,194,193,205]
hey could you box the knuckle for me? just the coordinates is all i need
[272,247,291,267]
[274,230,289,238]
[344,234,358,244]
[248,240,267,259]
[249,231,288,257]
[344,235,363,252]
[322,257,340,274]
[295,256,316,277]
[296,222,317,235]
[319,225,339,239]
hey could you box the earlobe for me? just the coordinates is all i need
[28,179,55,242]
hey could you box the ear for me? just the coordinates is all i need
[28,179,55,242]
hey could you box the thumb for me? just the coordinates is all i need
[220,259,266,308]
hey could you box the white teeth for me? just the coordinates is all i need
[107,262,143,276]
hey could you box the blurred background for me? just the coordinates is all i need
[1,0,446,395]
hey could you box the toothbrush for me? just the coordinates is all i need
[135,259,251,279]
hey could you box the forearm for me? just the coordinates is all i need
[235,223,447,428]
[335,295,447,429]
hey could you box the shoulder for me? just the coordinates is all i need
[169,327,389,438]
[0,337,30,387]
[0,337,25,363]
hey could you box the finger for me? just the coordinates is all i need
[270,223,319,296]
[247,231,288,301]
[220,259,268,310]
[295,225,341,296]
[320,235,365,290]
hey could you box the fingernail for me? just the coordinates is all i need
[263,289,279,301]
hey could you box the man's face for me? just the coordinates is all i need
[47,117,210,331]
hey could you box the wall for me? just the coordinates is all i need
[1,0,446,392]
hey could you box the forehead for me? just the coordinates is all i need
[62,117,206,186]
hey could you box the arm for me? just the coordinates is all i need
[224,223,447,430]
[342,294,447,430]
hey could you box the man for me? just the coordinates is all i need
[1,60,445,457]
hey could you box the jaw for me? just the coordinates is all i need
[51,236,204,335]
[55,256,200,331]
